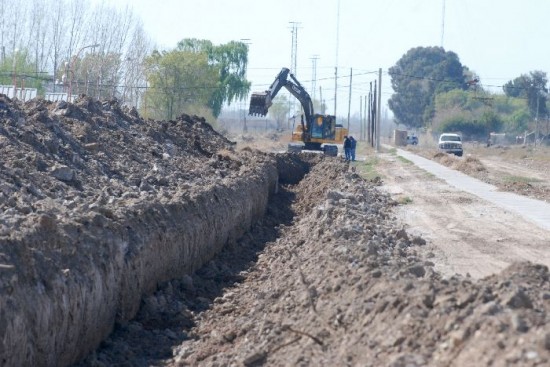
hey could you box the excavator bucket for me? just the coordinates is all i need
[248,92,271,116]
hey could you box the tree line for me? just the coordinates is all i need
[0,0,249,121]
[388,46,549,140]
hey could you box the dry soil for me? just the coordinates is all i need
[0,97,548,367]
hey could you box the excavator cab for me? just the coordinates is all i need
[249,92,271,116]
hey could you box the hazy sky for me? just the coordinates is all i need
[94,0,550,117]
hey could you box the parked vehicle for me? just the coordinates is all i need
[407,135,418,145]
[438,133,463,156]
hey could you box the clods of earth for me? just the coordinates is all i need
[0,95,548,366]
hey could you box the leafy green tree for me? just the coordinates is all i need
[177,39,250,117]
[0,50,45,93]
[504,108,531,133]
[503,71,548,118]
[388,46,469,128]
[142,50,219,120]
[437,114,483,137]
[480,110,503,134]
[432,88,527,138]
[434,88,469,110]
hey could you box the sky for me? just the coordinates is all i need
[94,0,550,118]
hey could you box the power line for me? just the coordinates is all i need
[386,70,545,93]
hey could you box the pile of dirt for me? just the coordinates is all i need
[0,94,283,366]
[0,94,246,234]
[500,181,550,201]
[80,160,549,366]
[432,152,487,175]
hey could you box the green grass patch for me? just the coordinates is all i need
[397,155,413,164]
[502,175,543,183]
[355,156,382,181]
[397,196,413,205]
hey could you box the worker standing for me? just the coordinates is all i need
[349,136,357,161]
[343,136,351,161]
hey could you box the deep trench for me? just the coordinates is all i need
[72,156,315,366]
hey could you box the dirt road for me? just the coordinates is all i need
[376,149,550,279]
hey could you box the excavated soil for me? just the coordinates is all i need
[79,160,550,367]
[0,95,285,366]
[0,96,549,366]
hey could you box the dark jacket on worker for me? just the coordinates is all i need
[343,137,351,149]
[349,136,356,149]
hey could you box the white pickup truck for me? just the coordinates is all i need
[438,133,463,156]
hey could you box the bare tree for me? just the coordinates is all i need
[120,21,153,106]
[27,0,50,74]
[49,0,68,92]
[65,0,89,59]
[81,2,138,99]
[0,0,25,63]
[0,0,154,106]
[7,0,27,54]
[0,0,7,62]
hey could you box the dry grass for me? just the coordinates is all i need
[465,143,550,162]
[430,152,487,176]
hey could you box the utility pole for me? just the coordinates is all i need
[372,80,377,148]
[376,68,382,152]
[361,96,367,140]
[359,95,363,141]
[289,22,301,119]
[289,22,301,75]
[310,55,319,101]
[347,68,353,132]
[334,0,340,117]
[319,86,324,114]
[334,67,338,118]
[535,87,540,146]
[368,83,372,144]
[12,49,18,99]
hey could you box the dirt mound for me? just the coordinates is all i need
[0,94,280,366]
[432,152,487,175]
[79,159,550,366]
[0,94,239,228]
[500,181,550,199]
[170,161,549,367]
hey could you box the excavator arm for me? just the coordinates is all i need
[248,67,345,156]
[249,67,314,133]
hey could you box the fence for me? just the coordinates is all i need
[44,93,75,103]
[0,85,38,101]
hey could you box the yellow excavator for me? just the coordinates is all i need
[249,67,347,156]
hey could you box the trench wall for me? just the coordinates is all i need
[0,161,279,367]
